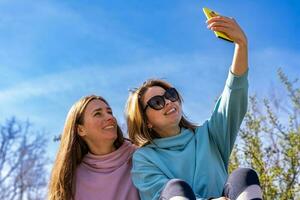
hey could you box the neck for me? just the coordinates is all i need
[156,125,181,138]
[88,141,116,156]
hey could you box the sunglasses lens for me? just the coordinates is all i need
[165,88,179,102]
[144,88,179,111]
[148,96,165,110]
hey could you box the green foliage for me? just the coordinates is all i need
[229,69,300,200]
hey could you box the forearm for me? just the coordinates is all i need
[231,42,248,76]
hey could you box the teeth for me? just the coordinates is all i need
[166,108,176,115]
[103,125,114,130]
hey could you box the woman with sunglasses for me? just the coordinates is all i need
[48,95,139,200]
[125,16,262,200]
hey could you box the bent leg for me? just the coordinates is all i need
[159,179,196,200]
[223,168,263,200]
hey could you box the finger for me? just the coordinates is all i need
[206,16,226,24]
[206,16,234,24]
[209,26,232,35]
[223,16,235,22]
[207,21,231,29]
[218,15,236,23]
[208,20,240,33]
[207,19,234,30]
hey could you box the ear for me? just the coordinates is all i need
[77,124,87,137]
[147,122,153,129]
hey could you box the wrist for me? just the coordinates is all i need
[235,37,248,48]
[235,41,248,52]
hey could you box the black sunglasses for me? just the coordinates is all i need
[143,88,179,111]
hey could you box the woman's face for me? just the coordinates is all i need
[142,86,182,136]
[78,99,118,148]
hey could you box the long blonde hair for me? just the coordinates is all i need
[125,79,197,146]
[48,95,124,200]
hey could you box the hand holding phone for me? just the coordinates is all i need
[202,7,233,43]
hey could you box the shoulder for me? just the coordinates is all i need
[115,139,138,160]
[191,124,206,134]
[132,145,155,163]
[194,122,210,138]
[122,138,138,150]
[133,146,151,158]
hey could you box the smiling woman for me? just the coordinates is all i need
[48,95,139,200]
[125,14,263,200]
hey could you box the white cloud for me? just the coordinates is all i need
[0,52,222,128]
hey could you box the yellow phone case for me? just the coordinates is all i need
[202,7,233,43]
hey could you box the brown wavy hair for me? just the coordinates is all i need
[48,95,124,200]
[125,79,197,146]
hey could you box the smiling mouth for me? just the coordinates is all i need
[103,125,115,130]
[165,107,176,115]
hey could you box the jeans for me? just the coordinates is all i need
[159,168,262,200]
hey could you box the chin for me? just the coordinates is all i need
[110,132,118,140]
[173,112,182,122]
[102,131,118,140]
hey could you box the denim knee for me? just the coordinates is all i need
[229,167,260,186]
[223,168,262,200]
[159,179,196,200]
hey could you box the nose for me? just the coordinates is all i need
[104,112,114,120]
[105,118,116,128]
[165,98,172,105]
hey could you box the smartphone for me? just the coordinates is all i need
[202,7,233,43]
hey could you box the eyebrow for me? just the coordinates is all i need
[146,90,166,101]
[92,107,112,114]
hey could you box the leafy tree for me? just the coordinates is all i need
[0,117,49,200]
[229,69,300,199]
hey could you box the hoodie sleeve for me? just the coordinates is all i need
[131,150,169,200]
[207,69,248,168]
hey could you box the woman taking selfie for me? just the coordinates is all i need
[48,95,139,200]
[126,15,262,200]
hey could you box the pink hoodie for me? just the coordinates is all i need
[75,140,140,200]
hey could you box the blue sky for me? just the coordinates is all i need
[0,0,299,159]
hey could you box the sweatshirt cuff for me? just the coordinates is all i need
[225,68,249,90]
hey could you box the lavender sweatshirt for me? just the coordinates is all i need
[75,140,140,200]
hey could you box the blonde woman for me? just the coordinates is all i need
[48,95,139,200]
[126,16,263,200]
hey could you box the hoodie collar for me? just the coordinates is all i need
[146,128,194,150]
[81,140,136,173]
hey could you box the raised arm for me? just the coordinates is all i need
[204,17,249,168]
[207,16,248,75]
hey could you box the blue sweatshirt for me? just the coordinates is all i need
[131,70,248,200]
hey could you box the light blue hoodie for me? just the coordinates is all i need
[131,70,248,200]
